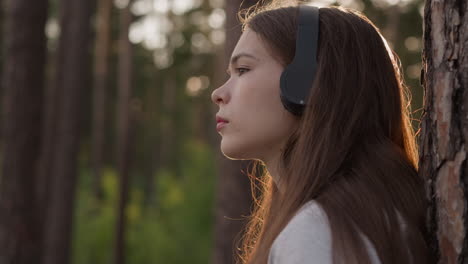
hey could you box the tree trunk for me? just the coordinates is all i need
[0,0,4,135]
[41,0,93,263]
[211,1,259,264]
[142,76,161,209]
[36,7,60,240]
[159,70,177,170]
[0,0,48,262]
[113,1,134,264]
[420,0,468,263]
[91,0,113,201]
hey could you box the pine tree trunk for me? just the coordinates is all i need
[211,1,259,264]
[92,0,113,201]
[113,1,134,263]
[41,0,93,263]
[0,0,48,262]
[420,0,468,263]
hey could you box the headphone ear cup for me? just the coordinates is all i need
[279,5,320,116]
[280,66,305,116]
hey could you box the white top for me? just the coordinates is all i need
[267,200,382,264]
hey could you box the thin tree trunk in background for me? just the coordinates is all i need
[41,0,93,263]
[0,0,47,262]
[0,0,4,136]
[92,0,113,201]
[142,77,161,209]
[113,1,134,263]
[212,1,259,264]
[36,10,60,240]
[159,70,177,170]
[420,0,467,263]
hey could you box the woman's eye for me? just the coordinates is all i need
[236,67,249,76]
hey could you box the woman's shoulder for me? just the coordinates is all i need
[268,200,381,264]
[268,200,332,264]
[273,200,330,248]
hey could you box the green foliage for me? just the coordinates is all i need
[72,139,216,264]
[72,168,117,264]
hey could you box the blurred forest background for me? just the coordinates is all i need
[0,0,425,263]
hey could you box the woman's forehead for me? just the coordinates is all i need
[234,30,270,61]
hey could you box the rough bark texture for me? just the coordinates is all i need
[113,1,134,264]
[420,0,467,263]
[211,1,259,264]
[0,0,47,262]
[41,0,93,263]
[92,0,113,200]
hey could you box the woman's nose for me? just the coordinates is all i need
[211,89,220,105]
[211,85,227,105]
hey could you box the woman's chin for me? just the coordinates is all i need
[220,139,250,160]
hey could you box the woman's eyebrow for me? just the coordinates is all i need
[229,52,259,67]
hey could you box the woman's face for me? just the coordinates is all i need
[211,28,299,162]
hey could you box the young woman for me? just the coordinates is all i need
[211,1,432,264]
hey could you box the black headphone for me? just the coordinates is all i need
[280,5,320,116]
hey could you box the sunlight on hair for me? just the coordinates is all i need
[186,76,210,96]
[300,0,365,10]
[301,0,335,8]
[379,33,396,62]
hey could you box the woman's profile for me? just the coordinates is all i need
[211,1,432,263]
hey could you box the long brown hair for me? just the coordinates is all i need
[233,1,431,264]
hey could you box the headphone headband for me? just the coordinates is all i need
[280,5,320,116]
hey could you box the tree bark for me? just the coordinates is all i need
[92,0,113,201]
[113,1,134,264]
[420,0,468,263]
[0,0,48,262]
[41,0,93,263]
[211,1,259,264]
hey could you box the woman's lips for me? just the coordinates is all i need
[216,115,229,131]
[216,121,228,131]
